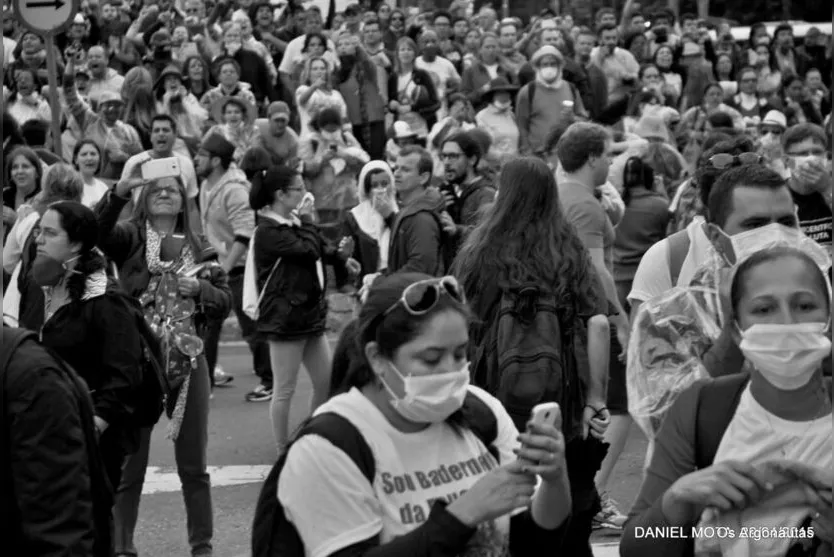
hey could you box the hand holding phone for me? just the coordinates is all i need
[141,157,182,181]
[515,403,566,483]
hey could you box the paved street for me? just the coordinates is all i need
[135,342,647,557]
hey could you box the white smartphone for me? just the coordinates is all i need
[297,192,315,210]
[141,157,181,181]
[530,402,562,430]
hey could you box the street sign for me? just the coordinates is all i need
[11,0,79,36]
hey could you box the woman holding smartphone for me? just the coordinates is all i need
[248,165,361,455]
[281,272,572,556]
[95,172,232,557]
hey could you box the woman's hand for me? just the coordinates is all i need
[115,177,149,198]
[661,460,773,525]
[177,276,201,298]
[516,421,567,484]
[582,405,609,440]
[446,460,536,526]
[345,257,361,277]
[372,193,396,218]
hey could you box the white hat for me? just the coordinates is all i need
[531,45,564,67]
[761,110,787,129]
[392,121,417,140]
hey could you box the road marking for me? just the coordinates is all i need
[143,465,272,494]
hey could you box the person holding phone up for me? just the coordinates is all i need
[94,171,232,557]
[281,273,572,557]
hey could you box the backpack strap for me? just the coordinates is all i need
[297,412,376,482]
[694,374,750,469]
[666,229,691,287]
[462,391,499,460]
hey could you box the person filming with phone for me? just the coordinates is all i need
[278,272,572,556]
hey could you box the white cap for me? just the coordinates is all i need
[761,110,787,129]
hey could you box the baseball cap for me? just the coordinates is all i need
[268,101,290,120]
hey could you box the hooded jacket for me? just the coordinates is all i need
[386,185,446,276]
[342,162,398,282]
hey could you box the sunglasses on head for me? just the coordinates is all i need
[383,276,465,317]
[708,152,763,169]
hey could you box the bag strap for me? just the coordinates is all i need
[255,228,282,307]
[666,229,691,287]
[295,412,376,482]
[694,374,749,469]
[462,392,499,460]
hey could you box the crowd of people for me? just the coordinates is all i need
[2,0,833,556]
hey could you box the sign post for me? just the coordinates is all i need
[12,0,79,158]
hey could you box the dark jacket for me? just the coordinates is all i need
[39,280,143,430]
[442,175,496,264]
[461,60,516,111]
[94,190,232,334]
[217,49,278,104]
[254,214,348,339]
[387,68,440,132]
[341,210,397,285]
[387,187,446,276]
[1,330,96,557]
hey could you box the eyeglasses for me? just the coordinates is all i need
[383,276,465,317]
[708,152,763,169]
[759,126,783,135]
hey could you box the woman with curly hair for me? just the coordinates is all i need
[452,156,611,556]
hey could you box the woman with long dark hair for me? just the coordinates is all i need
[453,156,611,556]
[72,139,110,207]
[26,200,144,493]
[95,173,231,557]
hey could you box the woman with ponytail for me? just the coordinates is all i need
[23,201,144,495]
[248,164,360,454]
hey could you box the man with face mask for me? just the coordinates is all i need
[415,29,460,120]
[782,123,833,249]
[517,45,587,156]
[63,56,143,179]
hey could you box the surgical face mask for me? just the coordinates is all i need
[225,41,242,55]
[715,223,804,266]
[493,99,511,111]
[738,322,831,389]
[32,254,80,287]
[539,67,559,82]
[380,362,470,423]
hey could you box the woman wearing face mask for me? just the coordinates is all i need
[96,173,230,557]
[474,77,520,164]
[341,161,399,289]
[72,139,110,207]
[248,165,359,454]
[3,165,84,328]
[622,246,833,557]
[772,74,824,127]
[6,68,51,127]
[205,97,261,164]
[24,200,145,495]
[296,56,349,134]
[283,272,571,556]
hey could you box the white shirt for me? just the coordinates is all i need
[82,178,111,208]
[628,216,713,304]
[708,385,832,557]
[415,56,460,120]
[2,211,39,275]
[3,36,17,66]
[278,386,523,557]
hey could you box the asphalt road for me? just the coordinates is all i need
[134,343,648,557]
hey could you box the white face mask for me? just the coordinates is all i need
[493,99,511,111]
[716,223,825,267]
[538,67,559,83]
[225,41,242,54]
[738,322,831,389]
[380,362,470,423]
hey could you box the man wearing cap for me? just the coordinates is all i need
[255,101,300,167]
[86,45,125,106]
[195,133,270,395]
[590,23,639,105]
[517,45,587,156]
[63,56,143,179]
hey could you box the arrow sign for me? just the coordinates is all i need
[25,0,66,8]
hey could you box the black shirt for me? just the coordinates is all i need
[791,188,832,247]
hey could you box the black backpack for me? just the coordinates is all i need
[251,392,498,557]
[1,326,114,557]
[470,284,589,434]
